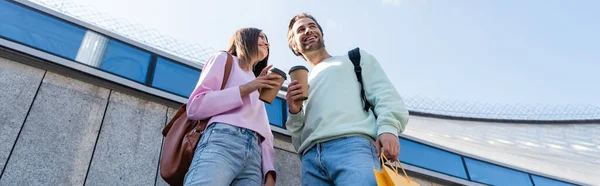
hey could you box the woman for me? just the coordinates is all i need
[184,28,278,186]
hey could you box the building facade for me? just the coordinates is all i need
[0,0,594,185]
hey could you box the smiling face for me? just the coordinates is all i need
[287,13,325,58]
[291,18,324,55]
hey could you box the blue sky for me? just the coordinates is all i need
[78,0,599,106]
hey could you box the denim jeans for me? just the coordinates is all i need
[301,136,382,186]
[184,123,262,186]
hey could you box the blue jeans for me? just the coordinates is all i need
[301,136,382,186]
[184,123,262,186]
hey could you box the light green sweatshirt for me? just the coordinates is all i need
[286,49,409,157]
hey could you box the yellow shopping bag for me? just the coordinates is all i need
[373,153,420,186]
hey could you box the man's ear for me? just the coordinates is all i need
[292,40,301,55]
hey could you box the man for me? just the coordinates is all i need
[284,13,410,185]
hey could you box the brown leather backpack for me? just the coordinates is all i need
[159,52,233,186]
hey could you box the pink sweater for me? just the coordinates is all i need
[186,51,276,180]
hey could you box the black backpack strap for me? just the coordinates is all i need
[348,47,376,118]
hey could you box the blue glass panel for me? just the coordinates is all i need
[464,157,532,186]
[100,40,151,83]
[0,1,86,60]
[265,98,284,127]
[398,138,468,179]
[152,58,201,97]
[531,175,574,186]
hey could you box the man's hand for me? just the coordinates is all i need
[375,133,400,161]
[285,80,308,114]
[264,172,275,186]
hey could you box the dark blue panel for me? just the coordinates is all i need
[399,138,468,179]
[100,40,151,83]
[464,157,532,186]
[531,175,574,186]
[0,1,86,60]
[265,98,284,127]
[152,58,201,97]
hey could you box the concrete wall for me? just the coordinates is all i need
[0,57,45,180]
[0,56,450,186]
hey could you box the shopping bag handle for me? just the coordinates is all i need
[380,151,412,184]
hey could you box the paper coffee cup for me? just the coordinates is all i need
[288,65,309,101]
[259,68,287,104]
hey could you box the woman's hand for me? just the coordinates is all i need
[240,64,280,96]
[264,172,275,186]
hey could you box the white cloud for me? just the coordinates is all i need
[325,19,338,30]
[382,0,402,6]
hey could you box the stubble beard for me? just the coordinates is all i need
[301,38,325,55]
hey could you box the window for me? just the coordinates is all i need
[152,57,201,97]
[398,138,468,179]
[464,157,532,186]
[265,97,285,128]
[531,175,574,186]
[99,40,151,83]
[0,1,86,60]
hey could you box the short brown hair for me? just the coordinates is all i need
[227,27,269,76]
[287,13,323,57]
